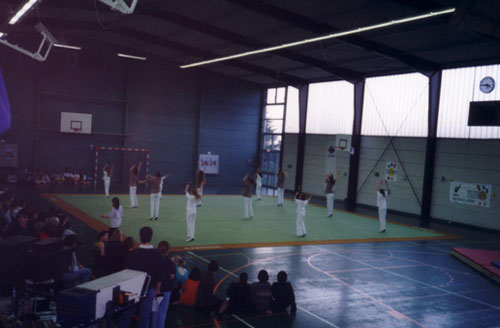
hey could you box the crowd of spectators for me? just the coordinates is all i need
[3,166,92,187]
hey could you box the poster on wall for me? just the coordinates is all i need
[324,142,336,174]
[0,144,18,167]
[449,181,491,207]
[199,154,219,175]
[385,162,398,181]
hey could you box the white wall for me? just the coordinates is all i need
[357,136,426,215]
[431,139,500,230]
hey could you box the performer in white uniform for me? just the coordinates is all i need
[242,174,255,219]
[276,169,287,207]
[185,182,201,242]
[376,179,390,233]
[100,197,123,236]
[294,192,312,237]
[255,168,263,201]
[325,172,339,217]
[144,172,165,221]
[195,170,206,207]
[129,161,142,208]
[102,164,113,198]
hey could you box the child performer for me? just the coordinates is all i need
[255,168,263,201]
[294,192,312,237]
[100,197,123,237]
[103,164,114,198]
[325,172,339,217]
[242,174,255,219]
[376,180,390,233]
[144,172,168,221]
[185,182,201,242]
[129,161,142,208]
[277,169,287,207]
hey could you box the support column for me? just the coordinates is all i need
[294,84,308,191]
[421,71,442,228]
[346,80,365,211]
[193,71,203,181]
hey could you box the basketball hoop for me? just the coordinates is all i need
[71,127,82,133]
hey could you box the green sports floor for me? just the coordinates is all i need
[43,193,449,250]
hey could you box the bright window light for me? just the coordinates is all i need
[9,0,39,25]
[117,53,146,61]
[0,32,4,38]
[180,8,455,69]
[54,44,82,50]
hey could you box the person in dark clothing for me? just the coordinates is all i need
[7,210,35,237]
[251,269,273,314]
[119,227,163,328]
[117,236,135,270]
[271,271,296,314]
[151,241,176,328]
[219,272,252,316]
[196,260,222,314]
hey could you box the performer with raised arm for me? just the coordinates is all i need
[242,174,255,219]
[129,161,142,208]
[195,170,206,207]
[376,179,390,233]
[294,191,312,237]
[143,172,169,221]
[325,172,340,217]
[277,169,287,207]
[255,168,263,201]
[185,182,201,242]
[103,164,114,198]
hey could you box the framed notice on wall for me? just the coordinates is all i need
[0,144,18,167]
[450,181,491,207]
[199,154,219,175]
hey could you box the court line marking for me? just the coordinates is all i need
[326,250,500,310]
[232,314,256,328]
[188,251,341,328]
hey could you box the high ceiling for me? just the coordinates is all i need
[1,0,500,86]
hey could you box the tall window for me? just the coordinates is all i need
[362,72,429,137]
[261,87,286,189]
[438,64,500,138]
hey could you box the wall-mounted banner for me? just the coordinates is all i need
[385,162,398,181]
[450,181,491,207]
[199,154,219,175]
[324,143,336,174]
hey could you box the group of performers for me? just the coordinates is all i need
[101,162,389,241]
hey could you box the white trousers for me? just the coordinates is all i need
[296,213,307,236]
[160,184,163,199]
[256,184,262,200]
[244,196,253,218]
[129,186,138,207]
[186,210,196,239]
[378,206,387,231]
[104,179,110,197]
[277,188,284,205]
[326,193,335,215]
[150,192,161,218]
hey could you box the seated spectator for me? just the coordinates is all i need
[117,236,135,270]
[170,256,189,304]
[179,267,201,307]
[6,170,17,184]
[62,234,91,288]
[106,229,124,272]
[7,210,35,237]
[271,271,296,314]
[93,231,108,267]
[251,270,273,314]
[196,260,222,314]
[219,272,252,316]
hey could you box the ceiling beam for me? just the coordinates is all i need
[28,16,306,85]
[135,6,363,82]
[226,0,441,73]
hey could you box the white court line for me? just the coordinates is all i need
[232,314,256,328]
[187,251,341,328]
[327,251,500,310]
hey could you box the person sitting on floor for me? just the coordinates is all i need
[218,272,252,316]
[271,271,297,314]
[196,260,223,315]
[251,269,273,314]
[179,267,201,307]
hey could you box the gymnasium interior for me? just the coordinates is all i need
[0,0,500,327]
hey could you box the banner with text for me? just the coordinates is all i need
[449,181,491,207]
[199,154,219,175]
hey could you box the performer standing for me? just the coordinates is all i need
[276,169,287,207]
[242,174,255,219]
[294,192,312,237]
[185,182,201,242]
[102,164,114,198]
[145,172,168,221]
[325,172,340,217]
[255,168,263,201]
[195,170,206,207]
[129,161,142,208]
[376,180,390,233]
[100,197,123,237]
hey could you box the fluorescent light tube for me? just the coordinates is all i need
[54,43,82,50]
[117,53,146,60]
[9,0,39,25]
[180,8,455,69]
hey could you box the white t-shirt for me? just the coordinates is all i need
[295,199,309,215]
[109,205,124,228]
[256,174,262,187]
[377,190,389,208]
[103,171,110,181]
[186,193,198,213]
